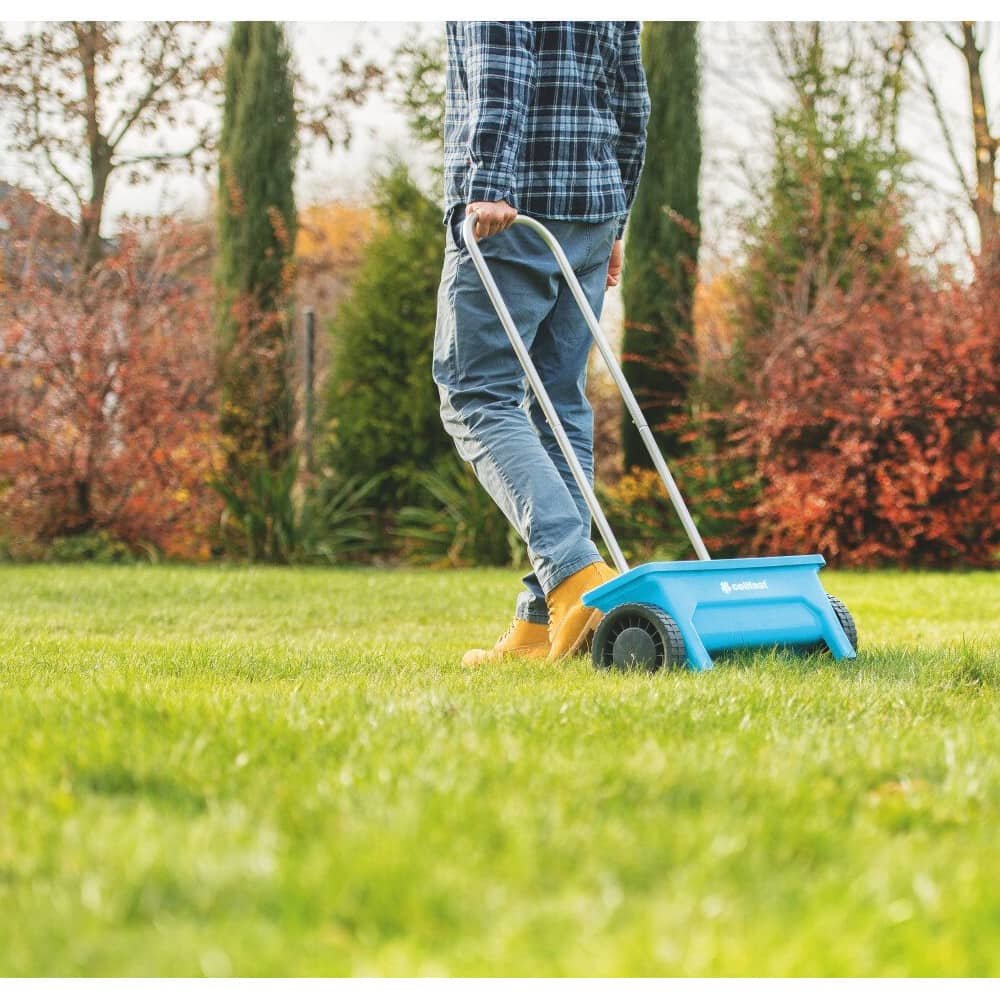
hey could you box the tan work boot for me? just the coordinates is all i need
[546,561,618,662]
[461,618,550,667]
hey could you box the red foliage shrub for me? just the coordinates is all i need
[0,221,223,560]
[732,263,999,567]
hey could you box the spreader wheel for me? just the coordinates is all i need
[826,595,858,652]
[592,603,687,672]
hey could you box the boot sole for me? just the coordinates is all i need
[462,646,550,667]
[571,608,604,655]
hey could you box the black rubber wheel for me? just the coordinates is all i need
[826,595,858,653]
[592,602,688,672]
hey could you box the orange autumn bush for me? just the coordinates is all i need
[731,261,999,567]
[608,252,998,570]
[0,221,223,560]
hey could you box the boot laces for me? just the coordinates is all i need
[497,619,519,644]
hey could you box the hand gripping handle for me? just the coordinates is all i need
[461,212,711,567]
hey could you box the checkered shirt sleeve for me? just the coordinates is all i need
[461,21,537,206]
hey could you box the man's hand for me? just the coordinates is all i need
[606,239,624,289]
[467,200,517,240]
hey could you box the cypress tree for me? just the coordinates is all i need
[621,21,701,469]
[215,21,298,545]
[320,165,453,521]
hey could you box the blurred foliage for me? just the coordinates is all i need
[0,21,222,272]
[214,452,381,565]
[622,21,700,468]
[732,22,911,379]
[0,21,384,273]
[642,20,991,569]
[396,454,515,568]
[301,473,383,565]
[295,202,375,267]
[214,22,299,562]
[601,409,758,564]
[5,21,994,572]
[680,31,998,568]
[730,258,1000,567]
[213,451,301,564]
[45,530,140,565]
[0,219,222,563]
[391,31,446,155]
[318,164,453,545]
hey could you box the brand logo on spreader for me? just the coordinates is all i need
[720,580,768,594]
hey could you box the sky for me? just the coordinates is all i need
[1,20,997,272]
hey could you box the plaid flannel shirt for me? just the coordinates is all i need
[444,21,651,239]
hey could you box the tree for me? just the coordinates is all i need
[676,23,913,562]
[319,165,453,529]
[909,21,999,268]
[213,21,299,561]
[390,31,446,154]
[0,22,221,273]
[309,33,512,564]
[0,220,221,560]
[621,21,701,469]
[732,22,910,375]
[0,21,385,276]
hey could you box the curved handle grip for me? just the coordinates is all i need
[461,211,710,564]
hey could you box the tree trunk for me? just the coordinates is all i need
[74,479,93,533]
[961,21,999,264]
[75,21,112,273]
[80,163,111,274]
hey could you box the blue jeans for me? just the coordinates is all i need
[433,209,617,625]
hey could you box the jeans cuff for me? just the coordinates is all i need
[515,591,550,625]
[538,546,603,595]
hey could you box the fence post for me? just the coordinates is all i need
[304,306,316,473]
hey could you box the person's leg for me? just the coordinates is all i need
[519,218,618,610]
[525,218,620,661]
[526,222,616,568]
[514,582,549,626]
[433,213,601,603]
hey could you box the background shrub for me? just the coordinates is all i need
[730,263,999,566]
[0,223,222,561]
[318,164,453,546]
[45,530,139,564]
[395,454,515,568]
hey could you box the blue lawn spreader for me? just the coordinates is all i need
[464,212,859,672]
[584,555,857,671]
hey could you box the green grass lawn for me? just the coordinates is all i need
[1,563,998,976]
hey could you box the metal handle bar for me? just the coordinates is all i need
[462,211,711,568]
